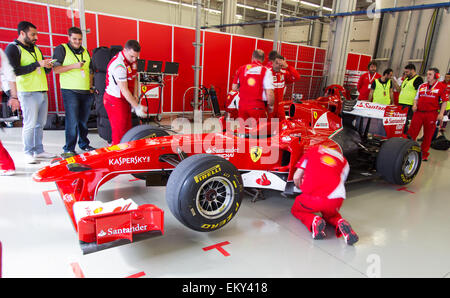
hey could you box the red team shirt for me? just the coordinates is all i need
[232,61,271,109]
[296,145,349,200]
[415,81,448,112]
[357,72,382,101]
[105,50,137,100]
[271,65,300,117]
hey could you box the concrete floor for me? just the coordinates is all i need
[1,119,450,278]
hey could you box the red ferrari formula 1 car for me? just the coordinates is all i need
[33,85,421,253]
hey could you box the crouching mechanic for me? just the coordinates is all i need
[103,40,147,145]
[291,145,359,245]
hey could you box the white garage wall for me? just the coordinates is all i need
[264,20,373,55]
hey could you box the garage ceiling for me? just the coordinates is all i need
[163,0,375,26]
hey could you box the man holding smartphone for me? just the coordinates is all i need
[53,27,95,157]
[5,21,56,164]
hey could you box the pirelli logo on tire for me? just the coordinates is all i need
[194,165,222,183]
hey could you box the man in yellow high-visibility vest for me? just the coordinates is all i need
[368,68,394,105]
[5,21,56,164]
[398,64,423,132]
[53,27,95,157]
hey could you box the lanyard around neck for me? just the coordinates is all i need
[67,44,84,62]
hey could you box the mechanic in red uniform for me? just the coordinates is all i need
[103,40,147,145]
[270,53,300,119]
[357,61,381,101]
[407,68,448,161]
[0,48,20,176]
[291,145,359,245]
[231,49,274,124]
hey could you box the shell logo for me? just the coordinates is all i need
[94,207,103,214]
[321,155,337,167]
[247,78,256,87]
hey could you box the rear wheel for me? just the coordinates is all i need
[120,124,170,180]
[166,154,243,232]
[376,138,421,185]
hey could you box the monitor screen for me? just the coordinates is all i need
[137,59,146,72]
[164,62,179,75]
[147,60,163,73]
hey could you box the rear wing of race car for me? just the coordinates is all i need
[342,100,408,139]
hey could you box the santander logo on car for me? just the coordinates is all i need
[97,224,149,238]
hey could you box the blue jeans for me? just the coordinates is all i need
[18,91,48,156]
[61,89,93,152]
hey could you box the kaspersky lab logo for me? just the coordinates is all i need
[97,224,148,237]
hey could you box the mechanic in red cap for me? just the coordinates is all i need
[0,48,20,176]
[291,145,359,245]
[231,49,275,124]
[357,61,381,101]
[270,53,300,119]
[407,68,448,161]
[103,40,147,145]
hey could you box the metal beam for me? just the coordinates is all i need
[193,0,202,123]
[273,0,283,50]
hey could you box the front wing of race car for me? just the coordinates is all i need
[32,130,298,229]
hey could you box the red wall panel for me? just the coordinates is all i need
[280,43,298,63]
[255,39,274,64]
[0,29,17,45]
[50,7,80,36]
[228,35,256,90]
[0,1,329,114]
[0,0,49,32]
[51,35,69,48]
[202,31,231,111]
[346,53,360,71]
[172,27,203,113]
[298,46,315,62]
[85,13,98,51]
[97,15,137,48]
[139,21,173,113]
[358,55,372,71]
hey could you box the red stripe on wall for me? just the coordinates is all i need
[70,262,85,278]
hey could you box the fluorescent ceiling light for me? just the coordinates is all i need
[181,3,195,8]
[158,0,178,5]
[289,0,332,11]
[236,3,254,10]
[300,1,332,11]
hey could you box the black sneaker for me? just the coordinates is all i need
[80,145,96,152]
[338,219,359,245]
[61,151,77,159]
[311,216,326,240]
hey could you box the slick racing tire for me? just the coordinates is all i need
[376,137,421,185]
[166,154,243,232]
[121,124,170,180]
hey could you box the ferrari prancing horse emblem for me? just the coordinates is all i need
[250,146,262,162]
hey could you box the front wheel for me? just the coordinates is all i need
[120,124,170,180]
[376,138,421,185]
[166,154,243,232]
